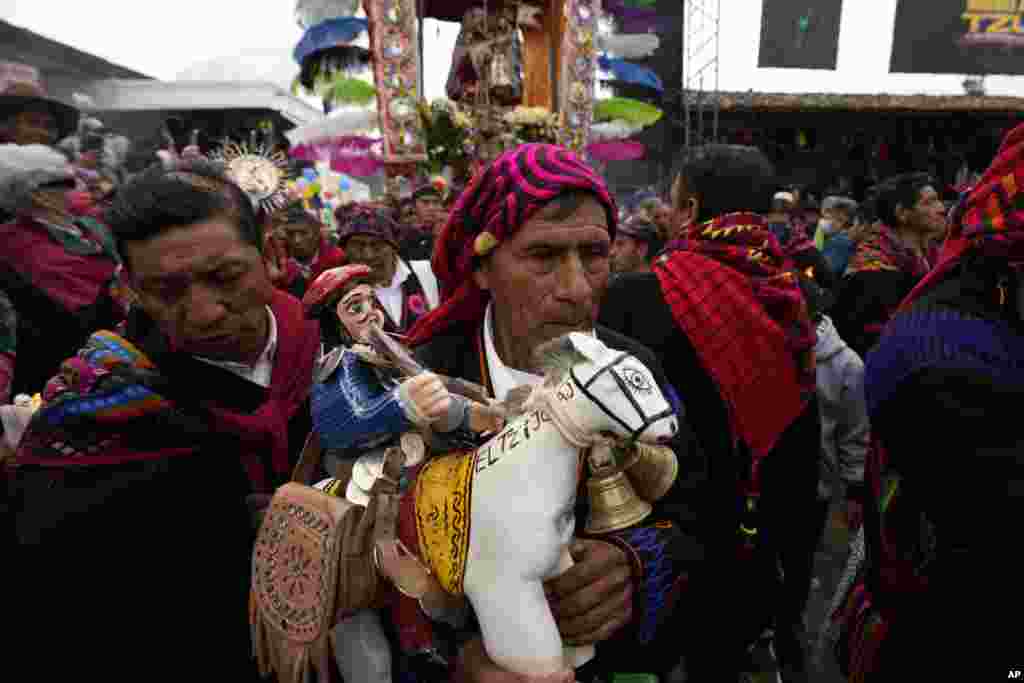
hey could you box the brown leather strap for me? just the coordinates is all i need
[374,515,436,598]
[290,431,323,485]
[332,459,355,489]
[371,461,441,600]
[370,446,404,496]
[373,493,400,547]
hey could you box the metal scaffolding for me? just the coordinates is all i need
[682,0,721,150]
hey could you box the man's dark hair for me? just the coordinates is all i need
[0,113,17,144]
[873,172,933,228]
[856,187,880,224]
[797,273,833,324]
[274,200,319,228]
[640,233,666,264]
[105,160,260,266]
[621,218,666,262]
[673,145,777,222]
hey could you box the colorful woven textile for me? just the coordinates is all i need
[19,330,186,464]
[607,524,686,645]
[17,289,319,493]
[845,223,930,279]
[839,123,1024,680]
[653,212,815,462]
[336,204,400,248]
[408,144,617,346]
[413,450,476,596]
[0,216,119,313]
[866,307,1024,420]
[782,220,817,261]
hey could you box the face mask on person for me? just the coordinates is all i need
[817,218,837,235]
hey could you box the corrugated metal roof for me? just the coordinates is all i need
[82,79,324,127]
[708,91,1024,112]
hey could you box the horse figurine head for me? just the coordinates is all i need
[530,332,678,447]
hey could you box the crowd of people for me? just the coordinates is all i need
[2,60,1020,683]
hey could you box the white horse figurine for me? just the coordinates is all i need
[406,331,678,677]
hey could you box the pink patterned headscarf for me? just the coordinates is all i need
[408,144,617,345]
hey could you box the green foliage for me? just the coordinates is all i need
[317,77,377,106]
[594,98,664,127]
[418,99,473,175]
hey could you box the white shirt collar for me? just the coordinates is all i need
[381,258,411,290]
[193,306,277,388]
[483,302,543,402]
[375,258,411,325]
[482,303,599,402]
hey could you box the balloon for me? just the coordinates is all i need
[303,168,318,182]
[339,176,351,191]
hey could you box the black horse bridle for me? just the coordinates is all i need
[569,352,676,442]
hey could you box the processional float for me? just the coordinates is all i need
[286,0,668,202]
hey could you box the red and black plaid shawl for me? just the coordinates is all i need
[654,212,816,465]
[845,222,930,280]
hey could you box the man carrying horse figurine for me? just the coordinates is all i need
[406,143,704,683]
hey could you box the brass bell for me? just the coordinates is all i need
[621,442,679,503]
[584,444,652,535]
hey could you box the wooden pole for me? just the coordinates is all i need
[522,0,564,110]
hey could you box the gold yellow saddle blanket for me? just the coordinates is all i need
[318,451,476,598]
[409,451,476,597]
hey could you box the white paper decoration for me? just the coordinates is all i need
[590,120,644,142]
[285,108,380,146]
[597,34,661,60]
[295,0,363,30]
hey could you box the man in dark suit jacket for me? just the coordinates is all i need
[406,144,704,683]
[8,162,319,682]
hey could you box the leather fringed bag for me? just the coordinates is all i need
[250,434,382,683]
